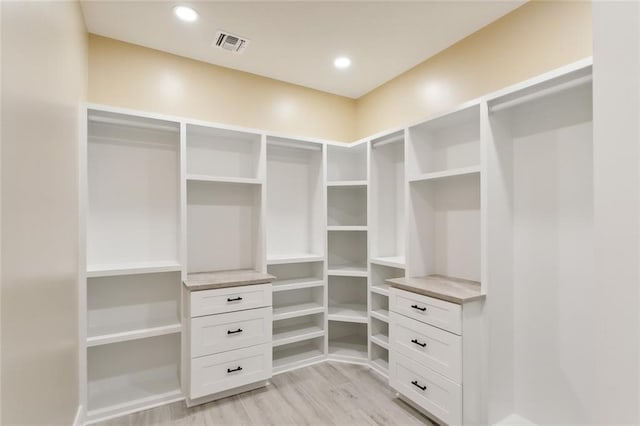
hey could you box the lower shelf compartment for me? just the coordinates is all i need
[87,333,181,422]
[328,321,368,361]
[273,314,325,347]
[273,337,325,374]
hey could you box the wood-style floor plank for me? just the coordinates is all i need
[94,361,433,426]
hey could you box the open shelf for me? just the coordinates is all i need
[407,172,480,280]
[87,334,181,422]
[186,174,262,185]
[371,263,404,295]
[328,231,367,275]
[327,226,367,232]
[327,143,367,182]
[187,180,261,273]
[328,276,367,323]
[370,131,405,266]
[273,314,324,347]
[370,256,405,269]
[186,124,262,180]
[328,321,368,361]
[87,109,180,270]
[409,165,481,183]
[267,138,324,263]
[266,254,324,265]
[370,316,389,349]
[272,287,324,321]
[327,186,367,227]
[87,272,180,347]
[273,337,325,374]
[370,344,389,377]
[268,261,324,292]
[326,180,368,187]
[407,104,480,179]
[86,261,182,278]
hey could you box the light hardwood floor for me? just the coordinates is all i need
[96,362,434,425]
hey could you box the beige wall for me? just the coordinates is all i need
[1,1,86,425]
[88,35,357,142]
[355,0,592,139]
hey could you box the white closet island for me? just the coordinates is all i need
[81,58,593,425]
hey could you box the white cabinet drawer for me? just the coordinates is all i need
[389,288,461,335]
[191,307,272,358]
[390,312,462,383]
[190,284,272,317]
[390,351,462,425]
[190,343,272,399]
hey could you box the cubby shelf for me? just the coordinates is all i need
[328,304,368,323]
[272,278,325,292]
[266,254,324,265]
[272,302,324,321]
[327,267,368,277]
[370,309,389,323]
[326,180,368,187]
[370,334,389,350]
[86,261,182,278]
[273,324,325,347]
[408,165,481,183]
[87,323,181,347]
[370,357,389,376]
[273,339,325,374]
[328,335,368,361]
[370,256,405,269]
[186,174,262,185]
[327,226,367,232]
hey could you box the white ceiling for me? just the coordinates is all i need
[81,1,525,99]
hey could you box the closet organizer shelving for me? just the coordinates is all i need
[81,58,592,424]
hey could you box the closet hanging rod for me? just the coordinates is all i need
[268,139,322,151]
[372,134,403,149]
[88,114,180,133]
[489,74,592,113]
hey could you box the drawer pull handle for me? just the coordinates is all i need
[411,380,427,391]
[411,304,427,312]
[227,366,243,373]
[411,338,427,348]
[227,296,243,302]
[227,328,243,335]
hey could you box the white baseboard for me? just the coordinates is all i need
[73,405,84,426]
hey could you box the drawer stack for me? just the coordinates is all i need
[389,286,484,425]
[184,282,273,405]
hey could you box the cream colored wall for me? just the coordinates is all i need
[88,35,357,142]
[355,0,592,139]
[1,1,86,424]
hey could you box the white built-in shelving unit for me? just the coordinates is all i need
[81,59,594,425]
[367,130,406,377]
[406,104,482,282]
[266,137,327,373]
[85,109,183,423]
[326,143,370,363]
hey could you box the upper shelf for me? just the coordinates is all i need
[87,261,182,278]
[409,165,480,183]
[186,174,262,185]
[267,254,325,265]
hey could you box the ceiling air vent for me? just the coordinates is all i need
[213,31,249,54]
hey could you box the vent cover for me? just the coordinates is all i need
[213,31,249,54]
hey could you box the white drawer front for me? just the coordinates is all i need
[390,312,461,383]
[389,288,461,335]
[191,307,272,358]
[190,343,272,399]
[190,284,272,317]
[390,351,462,425]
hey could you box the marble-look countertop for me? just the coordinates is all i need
[184,269,275,291]
[387,274,485,305]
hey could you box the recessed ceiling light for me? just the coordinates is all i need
[173,5,198,22]
[334,56,351,70]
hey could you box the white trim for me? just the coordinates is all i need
[73,405,84,426]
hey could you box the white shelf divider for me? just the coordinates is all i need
[186,174,262,185]
[272,278,325,293]
[327,266,368,277]
[327,226,368,232]
[87,261,182,278]
[369,256,406,269]
[370,309,389,323]
[326,180,368,187]
[273,324,325,347]
[266,254,325,265]
[272,302,324,321]
[273,339,325,375]
[87,323,181,347]
[409,165,481,183]
[370,334,389,350]
[328,304,368,323]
